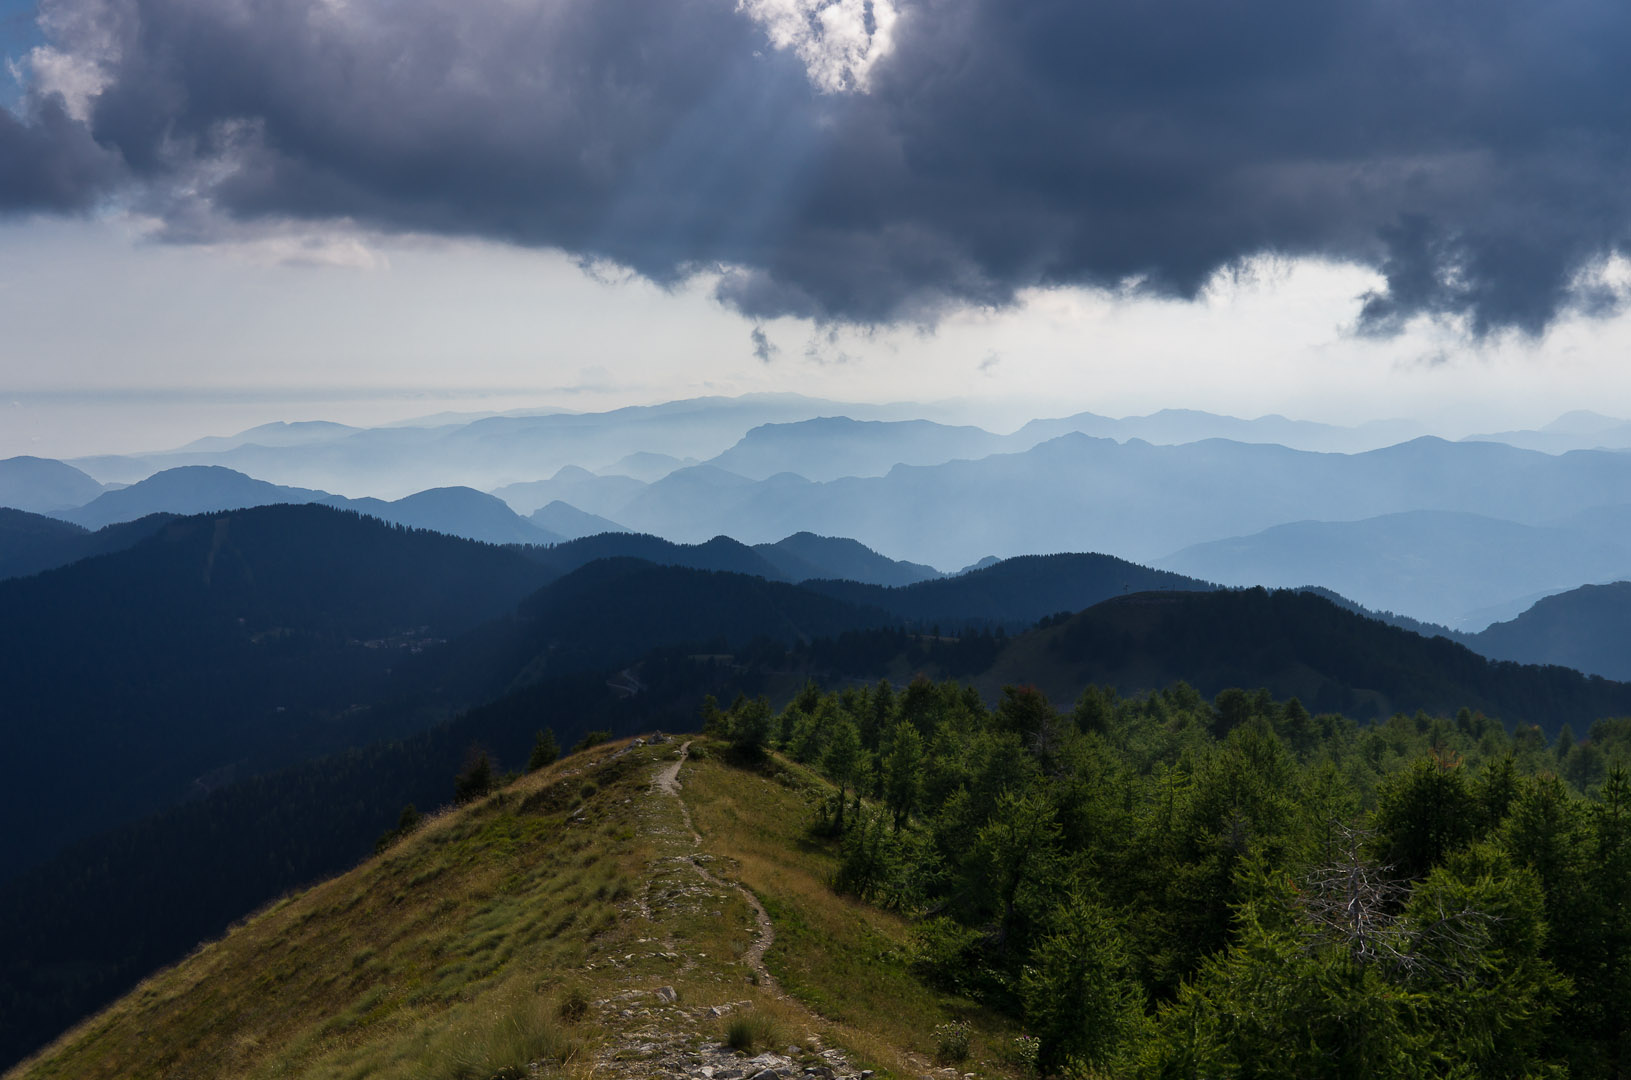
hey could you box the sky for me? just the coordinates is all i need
[4,0,1631,458]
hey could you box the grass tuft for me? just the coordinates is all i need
[725,1011,779,1054]
[557,984,590,1023]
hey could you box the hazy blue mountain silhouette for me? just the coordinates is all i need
[173,420,366,454]
[528,500,630,540]
[334,487,561,545]
[1459,411,1631,453]
[612,435,1631,571]
[56,465,327,529]
[1011,409,1426,453]
[753,531,944,585]
[0,456,107,513]
[492,465,648,517]
[707,416,1010,481]
[1158,509,1631,629]
[55,466,561,546]
[598,451,696,482]
[73,394,917,497]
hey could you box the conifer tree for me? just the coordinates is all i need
[526,728,559,772]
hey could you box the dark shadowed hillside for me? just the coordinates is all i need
[803,552,1214,627]
[1467,581,1631,681]
[0,504,554,878]
[505,559,897,680]
[528,531,789,579]
[0,510,88,578]
[0,511,182,581]
[979,588,1631,731]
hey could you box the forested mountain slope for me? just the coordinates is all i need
[976,588,1631,731]
[1467,581,1631,681]
[803,552,1212,627]
[0,504,554,877]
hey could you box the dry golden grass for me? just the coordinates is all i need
[6,742,662,1080]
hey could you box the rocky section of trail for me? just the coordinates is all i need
[543,738,869,1080]
[579,988,873,1080]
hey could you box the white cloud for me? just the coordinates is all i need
[737,0,897,92]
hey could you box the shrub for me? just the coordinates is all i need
[933,1020,971,1064]
[910,917,985,995]
[454,749,494,804]
[571,730,612,754]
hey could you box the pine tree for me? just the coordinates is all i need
[823,715,865,833]
[526,728,559,772]
[882,721,924,829]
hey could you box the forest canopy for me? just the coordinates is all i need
[710,678,1631,1078]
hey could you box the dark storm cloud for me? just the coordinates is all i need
[0,92,119,211]
[12,0,1631,333]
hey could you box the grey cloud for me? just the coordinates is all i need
[749,325,778,363]
[14,0,1631,333]
[0,92,120,211]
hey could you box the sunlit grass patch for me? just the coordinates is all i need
[683,741,1024,1079]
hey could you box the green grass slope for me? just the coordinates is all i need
[7,739,1010,1080]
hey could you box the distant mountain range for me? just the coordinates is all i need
[0,456,106,514]
[66,394,925,495]
[493,466,648,517]
[1461,410,1631,454]
[52,465,564,545]
[58,395,1628,500]
[7,397,1630,635]
[597,435,1631,571]
[705,416,1012,481]
[1158,507,1631,629]
[529,500,630,540]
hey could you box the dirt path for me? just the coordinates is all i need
[651,741,781,992]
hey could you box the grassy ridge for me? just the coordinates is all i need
[7,745,659,1080]
[8,738,1013,1080]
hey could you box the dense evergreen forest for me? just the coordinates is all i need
[713,679,1631,1078]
